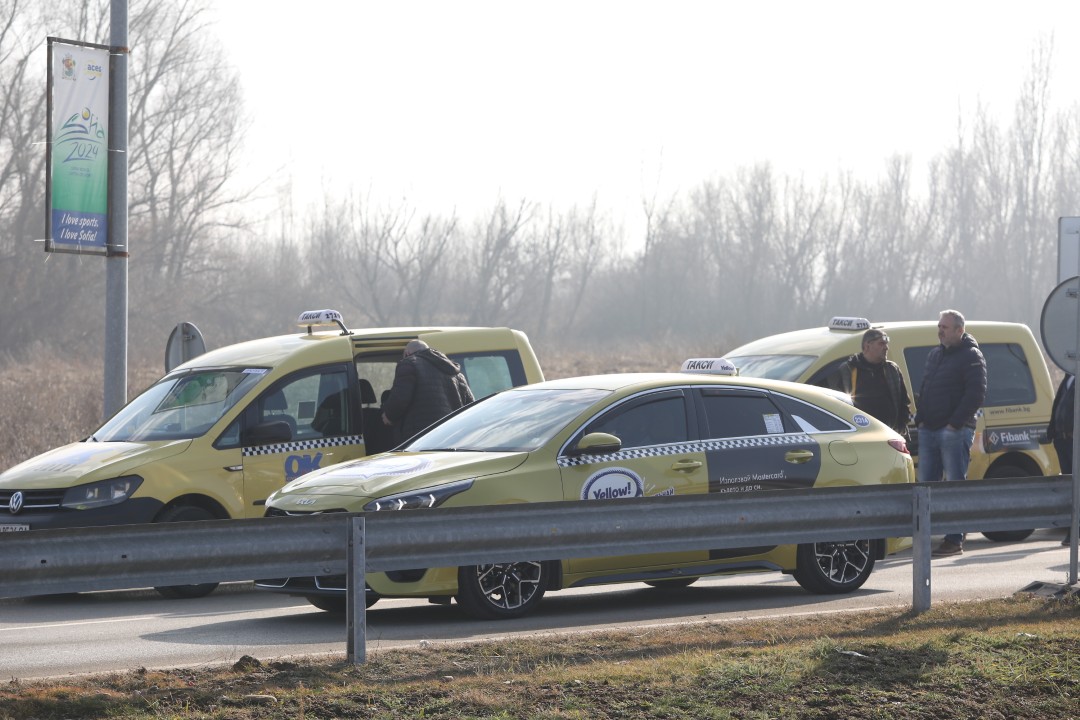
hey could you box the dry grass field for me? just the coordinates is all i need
[2,596,1078,719]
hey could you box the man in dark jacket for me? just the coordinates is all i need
[381,340,475,441]
[1047,373,1075,545]
[828,327,911,438]
[915,309,987,557]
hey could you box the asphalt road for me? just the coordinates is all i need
[2,529,1075,680]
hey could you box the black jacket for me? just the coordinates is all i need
[382,348,475,440]
[828,353,911,436]
[1047,374,1075,442]
[913,333,987,430]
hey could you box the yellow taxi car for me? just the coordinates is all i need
[0,310,543,597]
[726,317,1059,542]
[258,358,914,619]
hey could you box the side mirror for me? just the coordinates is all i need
[570,432,622,456]
[243,420,293,446]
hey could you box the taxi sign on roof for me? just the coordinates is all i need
[680,357,738,375]
[297,309,344,326]
[297,309,350,335]
[828,316,871,332]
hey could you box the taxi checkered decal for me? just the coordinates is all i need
[243,435,364,457]
[558,434,814,467]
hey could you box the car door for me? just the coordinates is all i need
[226,364,365,517]
[692,386,823,558]
[559,388,707,575]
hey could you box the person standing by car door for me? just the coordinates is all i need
[1047,372,1075,545]
[381,340,475,441]
[827,328,911,438]
[915,309,987,557]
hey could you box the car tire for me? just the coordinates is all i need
[455,561,549,619]
[153,505,220,600]
[792,540,875,594]
[305,593,379,613]
[644,577,698,589]
[980,464,1035,542]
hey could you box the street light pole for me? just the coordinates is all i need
[105,0,128,419]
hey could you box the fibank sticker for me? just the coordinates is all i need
[853,414,871,427]
[581,467,644,500]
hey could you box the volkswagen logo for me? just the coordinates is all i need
[9,491,23,515]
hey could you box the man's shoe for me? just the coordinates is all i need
[932,541,963,557]
[1063,535,1072,547]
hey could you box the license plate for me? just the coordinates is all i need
[0,524,30,532]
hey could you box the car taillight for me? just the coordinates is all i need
[888,439,910,454]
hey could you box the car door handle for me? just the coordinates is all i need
[785,450,815,464]
[671,459,703,471]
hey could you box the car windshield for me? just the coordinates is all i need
[727,354,817,381]
[407,387,611,452]
[92,368,266,442]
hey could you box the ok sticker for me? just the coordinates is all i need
[853,414,871,427]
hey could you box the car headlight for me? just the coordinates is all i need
[61,476,143,510]
[364,478,474,511]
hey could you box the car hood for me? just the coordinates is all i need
[0,440,192,488]
[269,451,528,505]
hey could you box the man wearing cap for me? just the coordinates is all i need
[915,309,987,558]
[381,340,475,441]
[828,327,911,438]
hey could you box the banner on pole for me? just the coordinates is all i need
[46,37,111,255]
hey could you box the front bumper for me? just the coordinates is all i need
[0,497,165,530]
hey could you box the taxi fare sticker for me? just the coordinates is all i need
[581,467,644,500]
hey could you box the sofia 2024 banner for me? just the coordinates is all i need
[47,38,110,254]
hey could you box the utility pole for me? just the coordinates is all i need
[105,0,129,419]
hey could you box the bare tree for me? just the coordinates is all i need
[0,0,251,362]
[465,198,532,326]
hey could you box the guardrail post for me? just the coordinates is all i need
[346,516,367,664]
[912,484,931,613]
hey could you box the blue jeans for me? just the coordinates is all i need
[917,425,974,546]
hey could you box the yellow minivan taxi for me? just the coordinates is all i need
[726,317,1058,542]
[0,310,543,597]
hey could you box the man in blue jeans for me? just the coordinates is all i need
[915,309,987,557]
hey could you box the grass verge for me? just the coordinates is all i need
[2,595,1078,719]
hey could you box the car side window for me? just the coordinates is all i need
[586,392,688,448]
[769,394,853,433]
[453,352,522,399]
[903,346,934,404]
[697,389,792,438]
[981,343,1035,407]
[216,366,354,449]
[805,357,848,389]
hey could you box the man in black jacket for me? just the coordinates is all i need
[914,309,987,557]
[1047,373,1075,545]
[827,327,911,438]
[381,340,475,441]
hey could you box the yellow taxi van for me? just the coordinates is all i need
[0,310,543,596]
[726,316,1058,542]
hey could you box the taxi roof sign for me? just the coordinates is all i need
[828,316,871,332]
[680,357,738,375]
[297,309,351,335]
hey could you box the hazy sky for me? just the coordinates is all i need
[213,1,1080,241]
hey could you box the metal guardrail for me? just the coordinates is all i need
[0,476,1076,663]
